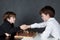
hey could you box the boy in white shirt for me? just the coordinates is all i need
[20,6,60,40]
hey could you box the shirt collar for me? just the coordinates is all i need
[47,18,55,22]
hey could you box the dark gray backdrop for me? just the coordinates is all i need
[0,0,60,28]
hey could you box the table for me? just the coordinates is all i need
[0,31,58,40]
[0,34,58,40]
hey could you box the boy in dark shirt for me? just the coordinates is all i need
[0,11,22,38]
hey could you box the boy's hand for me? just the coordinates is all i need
[5,33,11,37]
[20,24,29,30]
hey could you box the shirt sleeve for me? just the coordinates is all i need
[30,22,46,28]
[8,26,20,34]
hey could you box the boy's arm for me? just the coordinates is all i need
[20,22,46,30]
[28,22,46,28]
[8,26,21,34]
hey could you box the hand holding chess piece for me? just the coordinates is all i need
[20,24,31,30]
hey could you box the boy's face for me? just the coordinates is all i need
[41,13,50,22]
[7,17,16,24]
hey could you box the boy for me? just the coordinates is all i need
[0,11,22,38]
[21,6,60,40]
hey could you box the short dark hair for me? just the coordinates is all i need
[40,6,55,17]
[3,11,16,21]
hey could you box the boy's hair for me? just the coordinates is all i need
[40,6,55,17]
[3,11,16,21]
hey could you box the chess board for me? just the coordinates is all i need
[14,31,37,39]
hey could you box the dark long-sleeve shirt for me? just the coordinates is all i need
[0,20,20,37]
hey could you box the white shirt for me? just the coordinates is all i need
[30,18,60,39]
